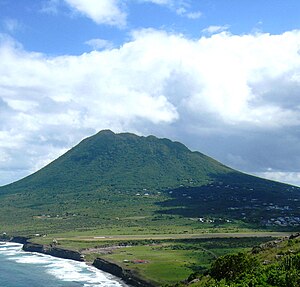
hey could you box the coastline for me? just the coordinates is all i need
[1,236,155,287]
[2,232,298,287]
[93,257,155,287]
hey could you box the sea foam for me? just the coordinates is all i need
[0,242,127,287]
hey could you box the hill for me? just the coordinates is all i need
[0,130,231,194]
[0,130,299,235]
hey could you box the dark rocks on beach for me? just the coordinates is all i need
[93,258,155,287]
[21,241,154,287]
[22,243,84,262]
[11,236,30,244]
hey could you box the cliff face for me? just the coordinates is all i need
[10,236,29,244]
[93,258,155,287]
[22,242,155,287]
[0,235,28,243]
[22,243,84,261]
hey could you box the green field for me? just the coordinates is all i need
[30,234,283,286]
[98,237,277,285]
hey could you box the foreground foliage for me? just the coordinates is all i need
[184,235,300,287]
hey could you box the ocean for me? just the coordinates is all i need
[0,242,129,287]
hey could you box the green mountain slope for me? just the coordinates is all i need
[1,130,231,194]
[0,130,299,235]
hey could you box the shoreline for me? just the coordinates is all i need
[3,231,295,287]
[1,236,155,287]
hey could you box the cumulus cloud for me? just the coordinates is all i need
[63,0,126,27]
[43,0,201,26]
[1,29,300,185]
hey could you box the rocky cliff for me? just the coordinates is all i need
[18,240,155,287]
[93,258,155,287]
[22,242,84,261]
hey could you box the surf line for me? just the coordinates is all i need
[0,241,126,286]
[1,236,154,287]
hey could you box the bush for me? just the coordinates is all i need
[210,252,259,281]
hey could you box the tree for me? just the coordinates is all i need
[210,252,259,282]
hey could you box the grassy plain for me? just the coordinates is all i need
[94,237,283,285]
[30,233,286,286]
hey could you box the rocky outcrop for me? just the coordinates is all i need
[22,243,44,253]
[11,236,29,244]
[22,243,84,261]
[93,258,156,287]
[289,232,300,240]
[252,233,299,254]
[0,235,28,243]
[21,242,155,287]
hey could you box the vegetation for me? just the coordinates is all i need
[98,237,276,285]
[0,130,299,286]
[33,236,273,286]
[0,130,299,236]
[180,234,300,287]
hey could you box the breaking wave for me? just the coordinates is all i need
[0,242,127,287]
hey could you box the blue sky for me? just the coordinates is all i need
[1,0,300,186]
[1,0,300,55]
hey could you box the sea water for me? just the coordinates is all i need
[0,242,128,287]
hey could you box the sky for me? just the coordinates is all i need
[1,0,300,186]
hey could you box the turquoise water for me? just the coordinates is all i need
[0,242,128,287]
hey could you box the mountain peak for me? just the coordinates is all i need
[0,130,299,234]
[97,129,115,135]
[1,130,231,193]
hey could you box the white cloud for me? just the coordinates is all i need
[255,171,300,187]
[176,7,202,19]
[202,25,229,34]
[139,0,202,19]
[44,0,201,25]
[85,38,113,50]
[185,11,202,19]
[1,30,300,185]
[64,0,126,27]
[138,0,174,6]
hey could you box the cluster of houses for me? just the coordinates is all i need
[189,217,231,223]
[37,213,77,219]
[123,259,149,264]
[265,204,291,211]
[227,203,294,212]
[264,216,300,227]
